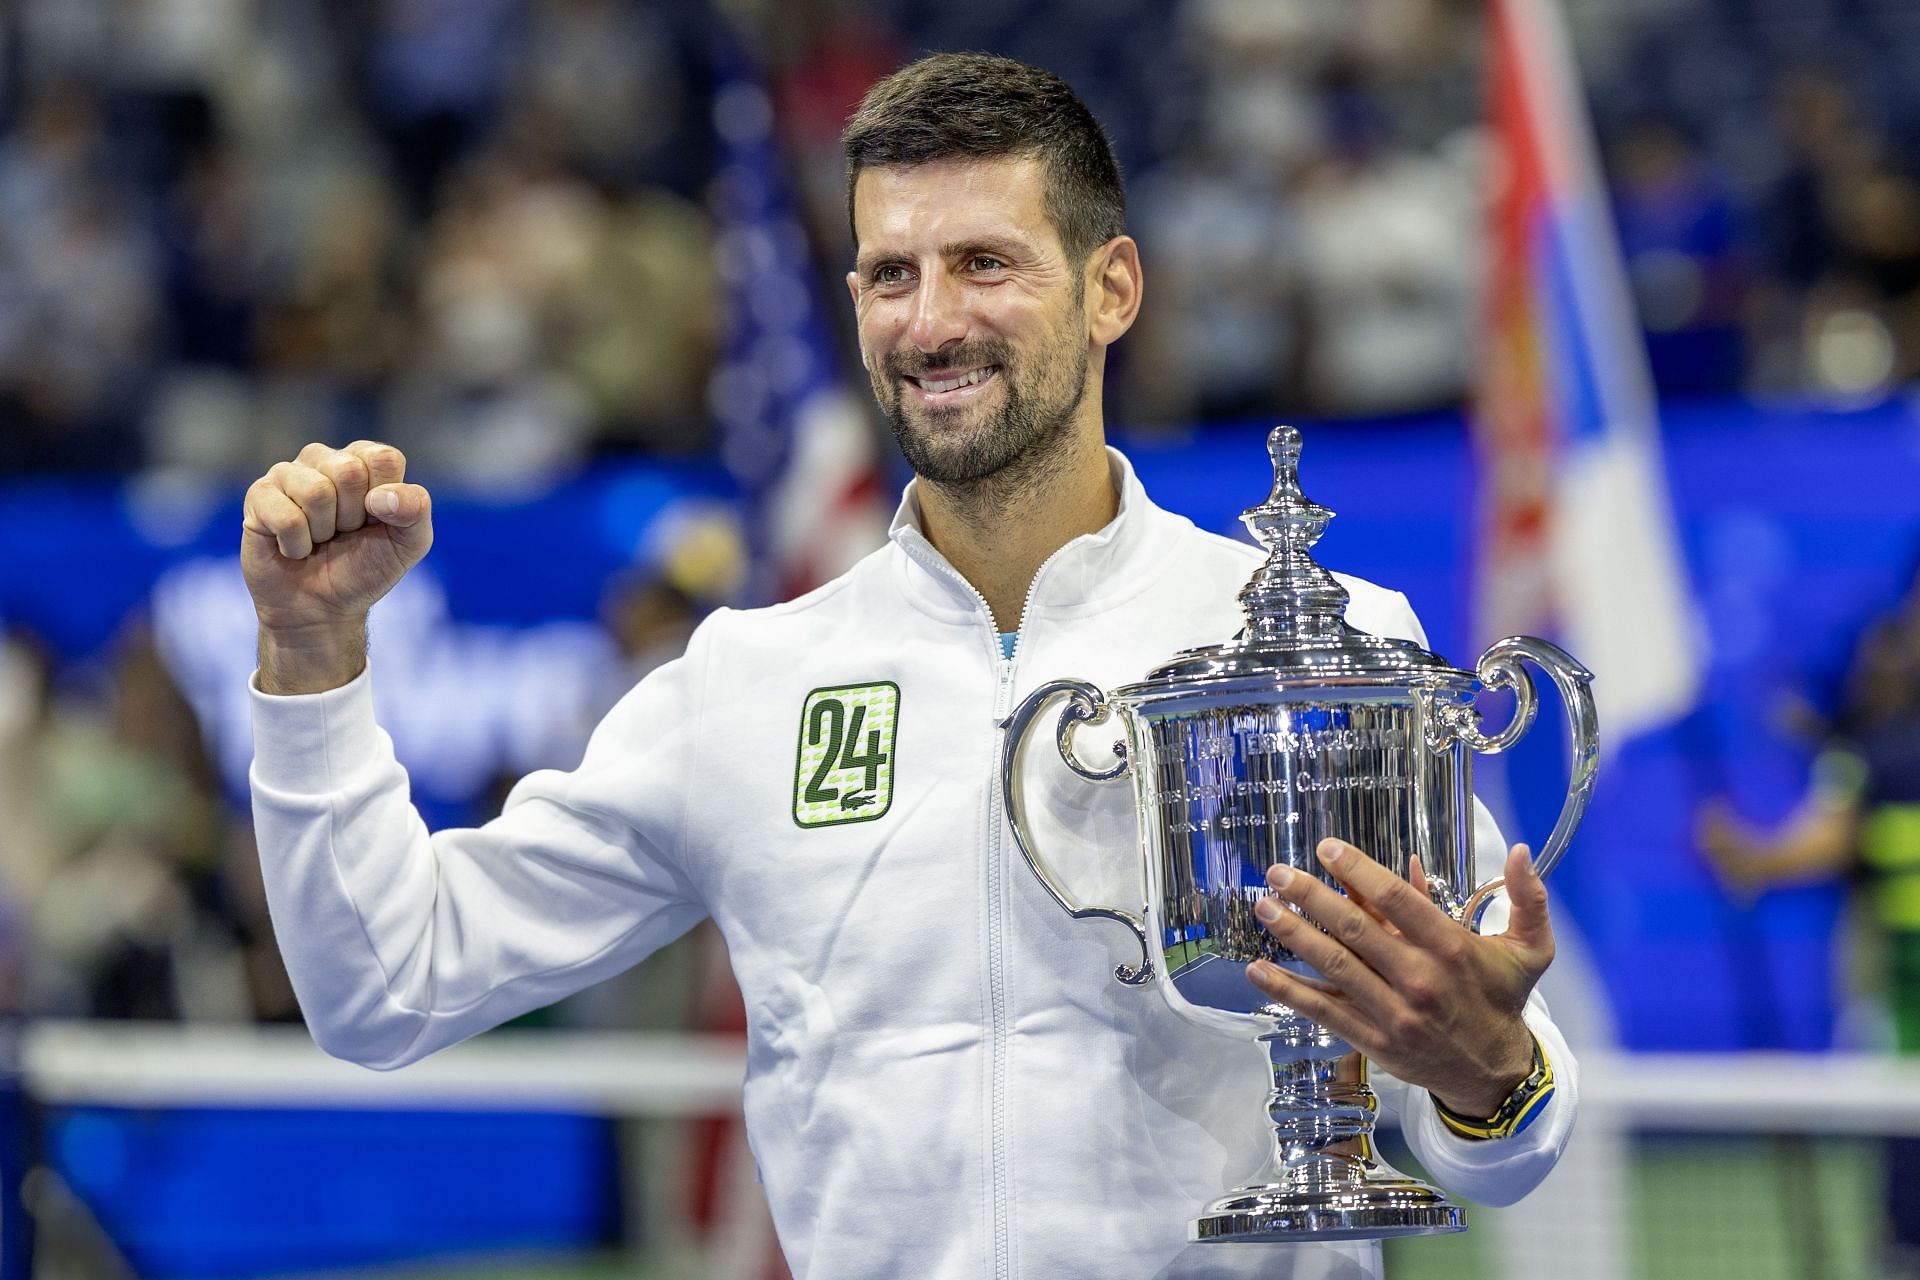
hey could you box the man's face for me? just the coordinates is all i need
[847,156,1091,486]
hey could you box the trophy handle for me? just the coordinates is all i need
[1447,637,1599,919]
[1000,679,1154,986]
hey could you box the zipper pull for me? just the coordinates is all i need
[993,657,1017,722]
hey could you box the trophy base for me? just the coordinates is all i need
[1191,1176,1466,1243]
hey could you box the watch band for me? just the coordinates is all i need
[1433,1032,1555,1142]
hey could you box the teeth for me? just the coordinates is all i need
[920,367,992,394]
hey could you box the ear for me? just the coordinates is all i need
[1086,236,1143,348]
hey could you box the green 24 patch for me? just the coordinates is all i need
[792,682,899,828]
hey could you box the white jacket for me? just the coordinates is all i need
[250,450,1576,1280]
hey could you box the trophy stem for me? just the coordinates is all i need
[1266,1043,1378,1167]
[1188,1038,1467,1243]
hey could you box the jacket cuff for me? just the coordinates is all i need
[1430,1031,1556,1141]
[248,662,386,793]
[1404,1002,1574,1188]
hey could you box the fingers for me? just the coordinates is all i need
[1347,853,1436,933]
[1246,959,1384,1053]
[300,443,371,532]
[345,440,406,491]
[1409,856,1432,901]
[1316,839,1462,947]
[367,481,435,564]
[1252,894,1398,1011]
[1266,839,1459,961]
[366,482,430,527]
[1500,843,1556,959]
[1257,851,1407,983]
[281,460,340,545]
[244,477,314,559]
[244,441,412,560]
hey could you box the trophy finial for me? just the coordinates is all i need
[1268,423,1301,475]
[1237,425,1350,640]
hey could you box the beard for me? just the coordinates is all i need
[870,321,1090,494]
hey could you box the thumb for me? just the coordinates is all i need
[1501,843,1555,957]
[366,483,434,559]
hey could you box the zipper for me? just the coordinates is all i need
[993,657,1017,721]
[894,530,1074,721]
[994,541,1070,718]
[896,531,1079,1280]
[895,533,1014,709]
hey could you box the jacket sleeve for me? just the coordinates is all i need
[248,640,711,1071]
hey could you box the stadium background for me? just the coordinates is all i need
[1,0,1918,1277]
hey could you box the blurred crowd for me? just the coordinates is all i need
[0,0,1917,488]
[0,542,726,1025]
[2,0,1919,1028]
[0,0,721,485]
[0,624,252,1023]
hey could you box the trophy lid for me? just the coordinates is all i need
[1127,426,1458,688]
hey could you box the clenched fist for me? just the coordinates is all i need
[242,441,433,694]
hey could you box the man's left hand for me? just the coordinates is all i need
[1244,838,1554,1119]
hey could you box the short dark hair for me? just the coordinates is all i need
[842,53,1126,264]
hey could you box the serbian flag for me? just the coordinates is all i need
[1477,0,1698,742]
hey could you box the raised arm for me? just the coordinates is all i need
[243,442,709,1069]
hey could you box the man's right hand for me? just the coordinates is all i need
[242,441,433,694]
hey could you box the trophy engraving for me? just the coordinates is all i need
[1001,425,1600,1242]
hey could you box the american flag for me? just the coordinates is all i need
[1477,0,1698,743]
[688,27,887,1280]
[709,35,887,605]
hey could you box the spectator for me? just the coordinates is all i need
[15,627,244,1021]
[1700,565,1920,1278]
[0,87,160,472]
[1610,118,1747,396]
[358,0,520,216]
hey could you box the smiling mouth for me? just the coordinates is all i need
[907,365,1000,395]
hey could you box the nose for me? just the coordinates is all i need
[907,271,968,354]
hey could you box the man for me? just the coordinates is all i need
[243,54,1573,1280]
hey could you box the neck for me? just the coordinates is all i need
[914,428,1118,633]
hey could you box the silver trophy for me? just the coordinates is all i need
[1001,425,1599,1242]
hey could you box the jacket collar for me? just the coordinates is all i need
[885,447,1184,626]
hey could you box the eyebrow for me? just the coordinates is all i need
[941,236,1030,261]
[855,236,1036,276]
